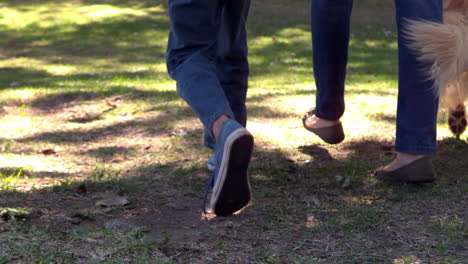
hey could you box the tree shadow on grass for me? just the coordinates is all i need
[247,26,398,85]
[0,0,401,119]
[82,146,136,159]
[0,67,51,90]
[14,113,183,144]
[0,10,169,68]
[252,137,466,197]
[0,0,159,7]
[27,83,178,112]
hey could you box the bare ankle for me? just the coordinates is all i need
[383,153,426,171]
[306,115,340,128]
[396,152,425,162]
[212,115,230,140]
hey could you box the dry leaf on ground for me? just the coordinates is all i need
[96,194,130,207]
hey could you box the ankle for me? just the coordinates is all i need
[306,115,340,128]
[396,152,425,163]
[383,153,426,171]
[212,115,230,140]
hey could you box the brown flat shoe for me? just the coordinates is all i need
[375,156,436,183]
[302,108,344,144]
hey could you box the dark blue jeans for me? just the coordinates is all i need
[166,0,250,149]
[311,0,443,154]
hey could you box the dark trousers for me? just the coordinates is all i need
[312,0,443,153]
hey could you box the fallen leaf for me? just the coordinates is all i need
[306,215,319,228]
[41,148,56,155]
[96,194,130,207]
[105,99,118,108]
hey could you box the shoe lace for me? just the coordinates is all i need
[202,171,216,214]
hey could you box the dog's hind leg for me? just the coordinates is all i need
[445,73,468,138]
[448,104,467,138]
[405,19,468,138]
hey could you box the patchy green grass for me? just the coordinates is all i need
[1,222,173,263]
[0,0,466,263]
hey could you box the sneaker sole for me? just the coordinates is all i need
[211,128,253,216]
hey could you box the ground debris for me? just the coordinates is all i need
[95,193,130,207]
[41,148,57,155]
[104,219,135,230]
[300,195,321,206]
[0,208,40,222]
[90,248,116,260]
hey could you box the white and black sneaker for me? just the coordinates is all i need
[202,119,253,216]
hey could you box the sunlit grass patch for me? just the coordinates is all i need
[0,2,165,30]
[0,169,22,191]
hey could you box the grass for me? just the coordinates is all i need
[0,0,467,263]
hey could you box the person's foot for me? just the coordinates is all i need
[206,114,231,172]
[375,153,436,183]
[382,152,424,171]
[302,108,344,144]
[203,119,254,216]
[212,115,230,140]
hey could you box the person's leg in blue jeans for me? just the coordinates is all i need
[204,0,250,150]
[166,0,253,215]
[311,0,353,122]
[167,0,233,142]
[383,0,443,172]
[301,0,352,145]
[306,0,443,182]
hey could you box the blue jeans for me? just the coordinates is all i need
[311,0,443,154]
[166,0,250,149]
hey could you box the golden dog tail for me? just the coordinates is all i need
[404,19,468,98]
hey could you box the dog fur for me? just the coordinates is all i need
[405,0,467,138]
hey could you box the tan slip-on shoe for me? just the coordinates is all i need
[302,108,345,144]
[375,156,436,183]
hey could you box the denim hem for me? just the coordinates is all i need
[394,145,436,154]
